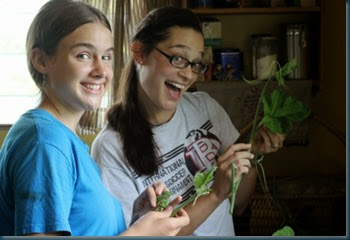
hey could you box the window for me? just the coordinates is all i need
[0,0,49,125]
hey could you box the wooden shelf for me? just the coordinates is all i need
[180,0,323,89]
[191,7,320,15]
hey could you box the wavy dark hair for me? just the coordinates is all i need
[107,6,203,175]
[26,0,111,89]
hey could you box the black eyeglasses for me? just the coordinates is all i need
[155,48,208,74]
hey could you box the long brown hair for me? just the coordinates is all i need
[108,6,203,175]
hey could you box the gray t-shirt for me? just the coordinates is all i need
[91,91,240,236]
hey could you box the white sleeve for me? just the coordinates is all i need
[91,128,140,227]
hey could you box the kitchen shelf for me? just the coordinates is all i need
[181,0,322,89]
[191,7,320,15]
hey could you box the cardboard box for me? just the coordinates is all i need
[201,17,222,47]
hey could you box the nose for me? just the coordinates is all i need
[91,58,108,79]
[178,64,196,81]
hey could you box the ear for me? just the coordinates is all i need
[131,40,144,65]
[30,48,50,74]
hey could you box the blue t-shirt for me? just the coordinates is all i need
[0,109,126,236]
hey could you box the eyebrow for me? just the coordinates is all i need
[168,44,204,57]
[70,43,114,53]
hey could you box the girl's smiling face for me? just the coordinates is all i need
[43,22,114,113]
[136,27,204,124]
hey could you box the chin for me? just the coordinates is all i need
[84,102,101,111]
[162,103,177,112]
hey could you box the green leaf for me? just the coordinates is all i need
[193,165,217,204]
[242,60,277,85]
[155,191,172,211]
[272,226,295,236]
[279,97,312,121]
[261,90,311,134]
[261,115,293,133]
[274,58,298,86]
[242,76,266,85]
[262,90,285,116]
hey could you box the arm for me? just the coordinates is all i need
[121,207,189,236]
[93,134,190,236]
[233,165,257,215]
[121,182,190,236]
[177,143,254,235]
[12,142,74,235]
[233,125,285,215]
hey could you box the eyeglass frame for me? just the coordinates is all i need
[155,48,208,74]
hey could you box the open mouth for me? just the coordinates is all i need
[165,80,185,92]
[81,83,102,91]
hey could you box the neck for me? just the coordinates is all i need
[137,99,175,126]
[148,110,175,126]
[38,98,84,134]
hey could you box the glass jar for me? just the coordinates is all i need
[252,35,278,79]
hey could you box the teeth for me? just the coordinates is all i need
[167,81,185,90]
[84,84,101,90]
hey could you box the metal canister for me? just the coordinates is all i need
[286,24,308,79]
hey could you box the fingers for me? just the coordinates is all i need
[153,181,166,195]
[155,207,190,235]
[169,208,190,227]
[146,182,167,208]
[145,186,157,208]
[168,195,182,208]
[218,143,254,169]
[219,143,252,162]
[232,158,252,182]
[259,126,285,151]
[212,143,254,199]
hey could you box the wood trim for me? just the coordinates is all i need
[0,125,11,130]
[191,7,320,15]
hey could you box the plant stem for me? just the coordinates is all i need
[229,163,241,214]
[170,194,197,217]
[229,62,276,214]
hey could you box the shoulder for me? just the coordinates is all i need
[182,91,212,103]
[6,110,85,159]
[91,125,124,164]
[2,111,79,181]
[181,91,223,112]
[92,125,121,150]
[7,110,63,145]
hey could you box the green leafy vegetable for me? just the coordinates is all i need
[189,59,310,220]
[274,58,298,85]
[272,225,295,236]
[193,165,217,204]
[229,59,310,214]
[261,90,311,134]
[170,165,217,217]
[155,191,172,211]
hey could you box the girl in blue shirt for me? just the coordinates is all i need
[0,0,189,236]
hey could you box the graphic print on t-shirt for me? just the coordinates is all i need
[184,128,220,176]
[135,120,221,201]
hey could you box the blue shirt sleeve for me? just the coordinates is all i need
[12,141,74,235]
